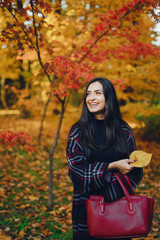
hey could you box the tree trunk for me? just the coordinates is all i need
[19,60,25,89]
[17,1,25,89]
[48,99,65,211]
[17,0,23,9]
[0,78,7,108]
[37,92,52,144]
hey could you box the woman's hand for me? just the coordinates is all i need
[107,159,135,175]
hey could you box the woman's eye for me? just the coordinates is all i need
[96,92,101,95]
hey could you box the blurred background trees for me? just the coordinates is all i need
[0,0,159,111]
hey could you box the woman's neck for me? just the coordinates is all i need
[94,113,105,120]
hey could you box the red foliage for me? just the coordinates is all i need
[115,42,160,60]
[0,0,52,13]
[0,130,37,152]
[0,0,12,8]
[75,0,160,62]
[35,0,52,14]
[45,56,95,97]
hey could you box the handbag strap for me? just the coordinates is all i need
[124,175,135,195]
[113,173,134,211]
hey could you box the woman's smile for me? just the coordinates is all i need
[89,102,99,107]
[86,81,105,119]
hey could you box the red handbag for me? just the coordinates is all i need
[86,173,154,239]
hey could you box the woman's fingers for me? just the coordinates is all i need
[128,159,136,164]
[117,159,135,174]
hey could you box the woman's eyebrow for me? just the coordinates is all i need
[87,89,103,92]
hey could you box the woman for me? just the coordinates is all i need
[66,77,143,240]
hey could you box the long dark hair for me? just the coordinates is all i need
[77,77,130,158]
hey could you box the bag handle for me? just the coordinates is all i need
[100,173,135,214]
[113,173,135,211]
[124,175,135,195]
[113,173,132,201]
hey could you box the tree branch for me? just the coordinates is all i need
[7,7,37,52]
[30,0,52,83]
[79,1,142,63]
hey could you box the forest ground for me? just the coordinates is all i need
[0,102,159,240]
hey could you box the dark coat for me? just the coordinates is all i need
[66,124,143,240]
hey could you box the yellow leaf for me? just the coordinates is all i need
[18,230,26,239]
[0,236,12,240]
[31,229,37,235]
[19,204,30,209]
[130,150,152,167]
[28,196,38,201]
[31,223,40,228]
[54,225,67,233]
[14,218,20,223]
[4,227,10,232]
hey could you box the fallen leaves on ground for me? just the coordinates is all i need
[0,144,73,239]
[0,114,159,239]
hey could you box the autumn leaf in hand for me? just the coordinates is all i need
[130,150,152,167]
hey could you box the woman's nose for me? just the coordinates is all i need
[89,93,96,100]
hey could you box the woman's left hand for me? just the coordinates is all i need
[107,159,135,175]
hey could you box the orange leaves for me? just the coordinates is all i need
[130,150,152,167]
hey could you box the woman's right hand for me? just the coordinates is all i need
[107,159,135,175]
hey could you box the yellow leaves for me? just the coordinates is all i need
[0,229,12,240]
[0,236,12,240]
[31,223,40,228]
[54,225,67,233]
[126,64,136,72]
[17,230,26,239]
[45,14,69,42]
[130,150,152,167]
[0,233,12,240]
[28,196,39,201]
[66,9,75,16]
[0,187,6,197]
[4,227,10,232]
[19,203,31,209]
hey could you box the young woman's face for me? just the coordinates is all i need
[86,81,105,119]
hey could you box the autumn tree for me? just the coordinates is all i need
[0,0,160,210]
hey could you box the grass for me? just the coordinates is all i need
[0,147,73,239]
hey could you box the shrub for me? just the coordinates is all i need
[136,114,160,143]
